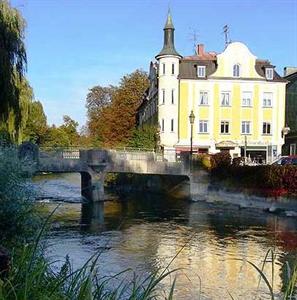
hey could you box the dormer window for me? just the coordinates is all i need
[233,64,240,77]
[197,66,206,78]
[265,68,273,80]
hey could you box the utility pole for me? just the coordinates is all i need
[244,135,247,164]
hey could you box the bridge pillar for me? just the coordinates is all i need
[189,169,210,201]
[81,170,105,202]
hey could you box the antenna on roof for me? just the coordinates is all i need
[189,27,199,54]
[223,25,231,47]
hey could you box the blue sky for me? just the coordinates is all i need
[11,0,297,127]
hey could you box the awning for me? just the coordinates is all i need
[215,140,238,149]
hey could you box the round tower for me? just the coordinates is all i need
[155,11,182,160]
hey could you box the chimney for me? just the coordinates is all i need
[197,44,205,56]
[284,66,297,77]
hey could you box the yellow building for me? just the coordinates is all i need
[137,13,287,163]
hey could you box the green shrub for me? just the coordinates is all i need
[0,145,39,246]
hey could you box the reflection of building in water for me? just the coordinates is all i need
[155,228,282,299]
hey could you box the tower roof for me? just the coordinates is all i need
[164,10,174,29]
[156,11,182,59]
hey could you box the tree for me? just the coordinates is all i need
[43,126,71,148]
[86,85,116,112]
[129,124,158,149]
[23,100,47,144]
[60,115,79,146]
[0,1,27,142]
[86,70,149,147]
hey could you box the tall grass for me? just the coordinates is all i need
[232,249,297,300]
[0,145,40,247]
[0,209,177,299]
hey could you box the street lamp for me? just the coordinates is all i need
[281,126,290,138]
[189,110,195,160]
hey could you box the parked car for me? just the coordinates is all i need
[272,155,297,165]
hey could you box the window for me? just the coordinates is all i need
[242,91,252,107]
[162,89,165,104]
[171,89,175,104]
[221,92,230,106]
[263,92,272,107]
[171,119,174,132]
[162,63,165,75]
[161,119,165,132]
[197,66,206,78]
[199,120,208,133]
[172,63,175,75]
[265,68,273,80]
[241,121,251,134]
[263,122,271,135]
[290,144,296,155]
[233,64,240,77]
[221,121,230,134]
[199,91,208,105]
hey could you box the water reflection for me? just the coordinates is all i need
[36,173,297,299]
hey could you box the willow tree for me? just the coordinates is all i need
[0,0,27,143]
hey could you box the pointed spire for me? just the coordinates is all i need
[156,11,181,59]
[164,9,174,29]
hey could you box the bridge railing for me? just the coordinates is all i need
[39,147,181,163]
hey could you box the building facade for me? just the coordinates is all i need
[283,68,297,155]
[137,13,287,163]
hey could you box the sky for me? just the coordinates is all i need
[11,0,297,127]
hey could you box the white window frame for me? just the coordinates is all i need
[171,89,175,104]
[265,68,274,80]
[199,91,208,105]
[241,121,251,134]
[242,91,252,107]
[263,92,273,107]
[290,144,296,155]
[233,64,240,77]
[162,63,166,75]
[197,66,206,78]
[199,120,208,133]
[171,63,175,75]
[262,122,272,135]
[221,91,231,106]
[220,121,230,134]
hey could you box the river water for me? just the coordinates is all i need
[33,173,297,300]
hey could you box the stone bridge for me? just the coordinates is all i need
[19,143,208,202]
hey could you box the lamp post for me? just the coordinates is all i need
[189,110,195,161]
[281,126,290,139]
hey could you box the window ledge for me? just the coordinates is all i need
[241,133,252,135]
[199,104,209,106]
[221,105,232,107]
[198,132,209,134]
[262,106,273,108]
[220,133,231,135]
[242,105,253,108]
[262,134,272,136]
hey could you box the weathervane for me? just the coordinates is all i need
[189,27,199,54]
[223,25,231,47]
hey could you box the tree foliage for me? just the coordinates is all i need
[0,1,27,142]
[23,100,47,144]
[86,70,149,147]
[129,124,158,149]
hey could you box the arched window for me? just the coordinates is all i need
[233,64,240,77]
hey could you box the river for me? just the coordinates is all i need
[33,173,297,300]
